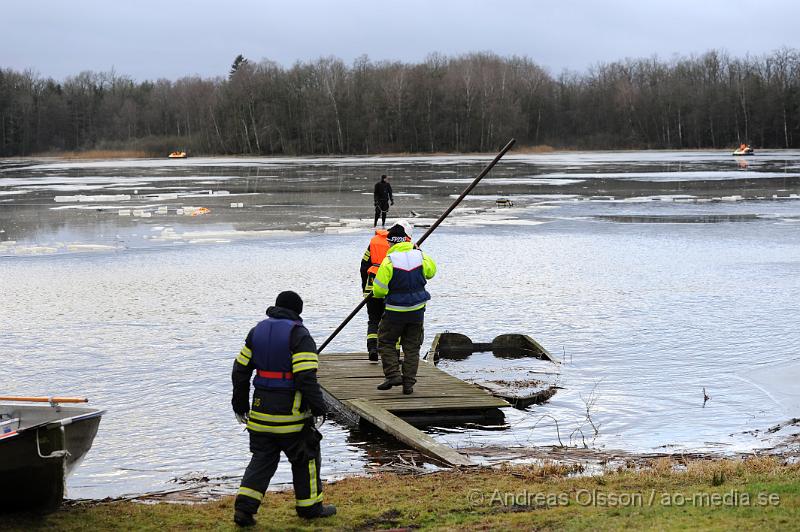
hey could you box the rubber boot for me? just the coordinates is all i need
[367,338,379,362]
[298,503,337,519]
[234,510,256,527]
[377,377,402,390]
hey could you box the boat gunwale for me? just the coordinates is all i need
[0,404,104,438]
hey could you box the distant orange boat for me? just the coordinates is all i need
[168,151,187,159]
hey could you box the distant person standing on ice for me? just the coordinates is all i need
[373,174,393,227]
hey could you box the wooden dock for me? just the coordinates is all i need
[318,352,509,466]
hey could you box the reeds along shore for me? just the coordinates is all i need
[4,456,799,530]
[4,48,800,158]
[24,144,559,159]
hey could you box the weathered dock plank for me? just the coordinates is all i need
[318,352,508,466]
[318,353,508,413]
[346,399,475,467]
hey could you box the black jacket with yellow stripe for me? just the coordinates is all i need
[231,306,327,435]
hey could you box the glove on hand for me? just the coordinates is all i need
[235,412,249,425]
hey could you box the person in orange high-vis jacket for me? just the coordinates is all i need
[360,228,390,361]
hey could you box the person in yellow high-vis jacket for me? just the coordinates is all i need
[372,220,436,395]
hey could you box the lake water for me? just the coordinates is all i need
[1,150,799,499]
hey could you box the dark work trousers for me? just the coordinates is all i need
[378,319,424,385]
[235,429,323,517]
[374,200,390,227]
[365,296,385,353]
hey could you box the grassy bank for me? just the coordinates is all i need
[6,457,799,531]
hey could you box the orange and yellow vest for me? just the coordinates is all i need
[367,229,389,275]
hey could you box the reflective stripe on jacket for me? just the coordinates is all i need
[246,388,311,434]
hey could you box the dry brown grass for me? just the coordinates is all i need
[683,455,787,478]
[5,456,799,531]
[498,459,585,480]
[513,144,561,153]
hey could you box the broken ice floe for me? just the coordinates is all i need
[54,194,131,202]
[0,241,121,256]
[147,227,305,243]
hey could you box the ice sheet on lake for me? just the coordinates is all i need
[534,171,800,182]
[321,217,379,233]
[7,150,800,175]
[736,362,800,415]
[429,177,585,185]
[20,184,114,192]
[359,191,422,198]
[453,194,582,201]
[1,175,244,187]
[588,195,698,203]
[503,150,800,166]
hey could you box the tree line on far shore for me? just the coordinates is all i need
[2,48,800,157]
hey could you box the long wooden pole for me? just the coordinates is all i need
[317,138,516,354]
[0,396,88,403]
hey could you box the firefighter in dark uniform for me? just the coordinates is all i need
[360,228,390,362]
[373,174,393,227]
[372,221,437,395]
[231,291,336,526]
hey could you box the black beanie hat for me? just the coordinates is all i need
[387,219,412,243]
[387,226,406,243]
[275,291,303,315]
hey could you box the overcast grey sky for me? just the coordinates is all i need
[2,0,798,81]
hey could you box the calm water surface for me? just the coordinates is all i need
[1,150,799,498]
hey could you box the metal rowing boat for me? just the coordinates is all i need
[0,398,103,512]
